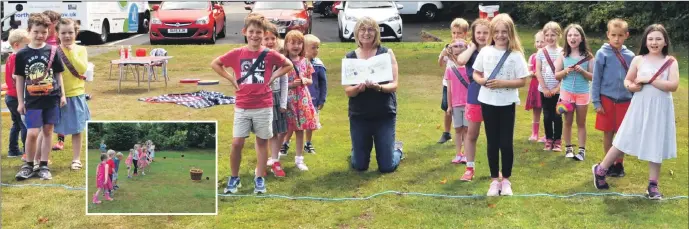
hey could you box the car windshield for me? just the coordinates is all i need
[161,2,209,10]
[253,2,304,10]
[347,1,394,9]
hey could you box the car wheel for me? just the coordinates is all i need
[209,25,217,44]
[338,26,346,42]
[99,21,110,44]
[418,5,438,21]
[218,21,227,38]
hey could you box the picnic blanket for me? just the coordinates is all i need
[138,90,235,109]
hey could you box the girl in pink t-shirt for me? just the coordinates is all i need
[442,40,469,164]
[525,30,545,143]
[93,154,113,204]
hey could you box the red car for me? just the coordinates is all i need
[245,1,312,40]
[149,1,226,44]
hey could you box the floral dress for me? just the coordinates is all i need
[286,57,320,131]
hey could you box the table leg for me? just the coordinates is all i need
[109,64,112,79]
[135,65,141,86]
[147,64,151,92]
[118,64,123,93]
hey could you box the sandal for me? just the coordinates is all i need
[71,161,83,170]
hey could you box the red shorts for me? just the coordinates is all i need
[465,103,483,122]
[595,96,630,132]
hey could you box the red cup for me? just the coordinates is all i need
[136,48,147,57]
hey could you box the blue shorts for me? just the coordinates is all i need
[23,106,60,129]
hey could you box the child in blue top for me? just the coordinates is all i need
[99,140,107,154]
[591,19,635,177]
[304,34,327,154]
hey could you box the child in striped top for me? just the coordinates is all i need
[535,22,564,152]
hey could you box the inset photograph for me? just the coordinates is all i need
[85,121,217,215]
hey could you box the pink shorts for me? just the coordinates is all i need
[465,103,483,122]
[559,90,590,106]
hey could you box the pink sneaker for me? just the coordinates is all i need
[92,194,101,204]
[460,168,474,181]
[459,154,467,164]
[537,136,546,143]
[543,140,553,151]
[552,140,562,152]
[451,154,464,164]
[271,161,286,177]
[528,134,538,142]
[487,180,501,196]
[105,192,113,201]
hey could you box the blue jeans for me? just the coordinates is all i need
[350,116,401,173]
[4,96,26,154]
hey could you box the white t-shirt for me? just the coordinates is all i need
[472,45,530,106]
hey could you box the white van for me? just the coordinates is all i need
[396,1,443,21]
[1,1,151,44]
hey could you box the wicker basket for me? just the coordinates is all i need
[190,168,203,181]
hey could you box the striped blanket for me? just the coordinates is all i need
[138,90,235,109]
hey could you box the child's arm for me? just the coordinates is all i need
[272,53,294,83]
[534,51,550,95]
[574,58,595,81]
[445,76,452,114]
[318,65,327,108]
[438,48,447,67]
[105,164,109,182]
[58,72,66,107]
[554,55,569,81]
[301,62,314,86]
[456,43,476,66]
[15,75,26,114]
[646,58,680,92]
[210,53,239,90]
[488,54,528,89]
[624,56,642,93]
[279,75,288,110]
[72,46,89,74]
[591,51,606,111]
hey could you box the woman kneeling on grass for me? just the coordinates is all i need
[344,17,403,173]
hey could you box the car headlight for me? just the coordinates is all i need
[386,15,400,22]
[150,18,162,25]
[195,16,209,25]
[346,15,357,21]
[292,18,307,26]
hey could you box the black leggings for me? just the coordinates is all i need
[133,159,138,174]
[541,92,562,141]
[481,103,515,178]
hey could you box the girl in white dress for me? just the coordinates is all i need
[592,24,679,200]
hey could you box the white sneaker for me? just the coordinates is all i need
[487,180,501,196]
[500,179,513,196]
[267,158,276,167]
[295,156,309,171]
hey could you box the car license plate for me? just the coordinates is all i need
[278,27,286,33]
[380,26,384,32]
[168,28,187,33]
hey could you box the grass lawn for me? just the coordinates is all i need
[1,27,687,227]
[86,149,216,214]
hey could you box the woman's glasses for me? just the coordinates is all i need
[358,27,377,34]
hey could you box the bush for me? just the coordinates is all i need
[165,130,188,151]
[103,123,139,151]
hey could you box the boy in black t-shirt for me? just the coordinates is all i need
[14,13,65,181]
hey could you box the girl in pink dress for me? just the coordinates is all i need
[525,30,546,142]
[283,30,319,171]
[93,154,113,204]
[125,149,134,178]
[138,147,149,175]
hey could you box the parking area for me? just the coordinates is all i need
[108,2,448,46]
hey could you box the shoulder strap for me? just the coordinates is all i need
[293,59,301,79]
[57,47,86,80]
[648,58,675,84]
[37,45,58,82]
[237,48,269,85]
[345,51,357,59]
[612,48,629,72]
[450,66,469,88]
[487,50,511,80]
[564,56,591,87]
[542,48,557,74]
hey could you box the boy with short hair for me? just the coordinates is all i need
[303,34,327,154]
[437,18,469,144]
[591,18,635,177]
[14,13,66,181]
[212,13,293,194]
[4,29,30,158]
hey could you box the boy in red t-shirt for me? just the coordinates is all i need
[4,29,30,158]
[212,13,293,194]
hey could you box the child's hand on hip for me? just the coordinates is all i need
[595,107,605,114]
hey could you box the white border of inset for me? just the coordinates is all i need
[84,120,219,216]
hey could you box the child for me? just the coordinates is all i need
[525,30,545,143]
[304,34,327,154]
[132,144,140,175]
[456,18,491,182]
[211,13,293,194]
[554,24,595,161]
[106,150,116,194]
[259,24,288,177]
[125,149,134,178]
[535,22,564,151]
[99,140,107,154]
[441,39,469,164]
[591,19,635,177]
[113,152,123,190]
[13,13,66,181]
[437,18,470,144]
[53,18,90,170]
[42,10,60,47]
[4,29,30,158]
[148,141,155,162]
[93,154,113,204]
[472,14,529,196]
[138,146,149,175]
[593,24,679,200]
[283,30,319,171]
